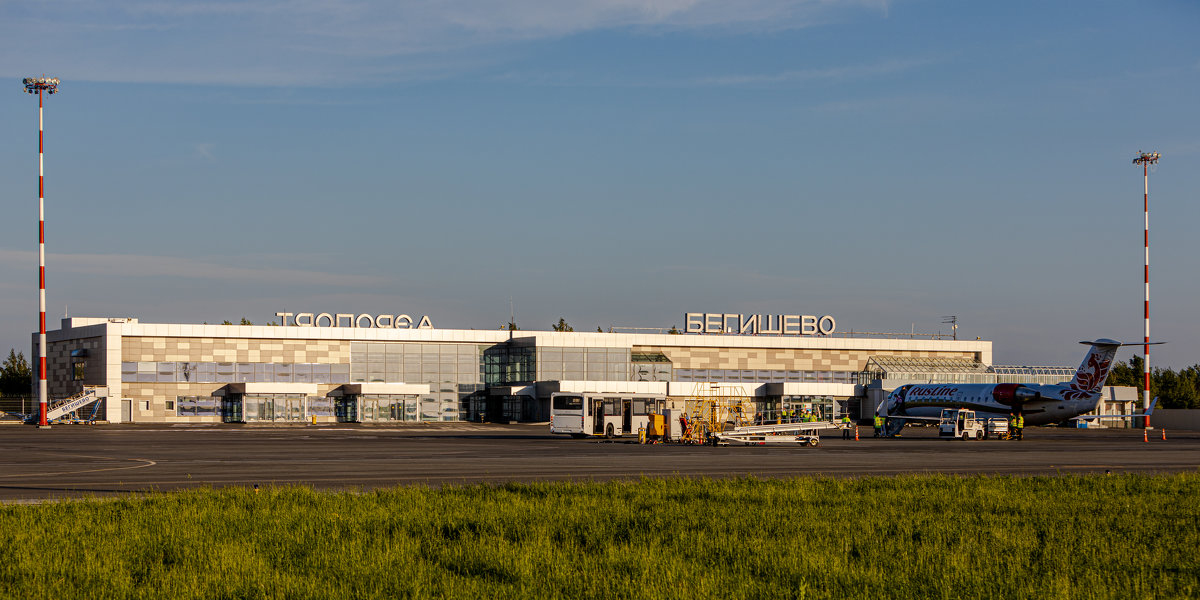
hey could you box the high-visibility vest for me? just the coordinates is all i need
[841,416,851,424]
[874,416,883,427]
[1016,416,1024,428]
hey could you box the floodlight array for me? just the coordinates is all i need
[23,76,60,94]
[1133,151,1160,165]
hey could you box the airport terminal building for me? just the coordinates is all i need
[37,311,1004,424]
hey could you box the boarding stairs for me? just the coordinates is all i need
[45,386,107,422]
[712,420,840,446]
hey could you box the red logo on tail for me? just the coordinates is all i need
[1063,353,1110,401]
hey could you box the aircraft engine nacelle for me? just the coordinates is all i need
[992,383,1041,406]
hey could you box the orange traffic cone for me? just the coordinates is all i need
[1162,428,1167,441]
[854,427,859,441]
[1143,429,1148,442]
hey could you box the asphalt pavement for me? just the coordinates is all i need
[0,423,1196,502]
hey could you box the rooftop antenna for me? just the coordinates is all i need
[508,296,516,338]
[942,316,958,340]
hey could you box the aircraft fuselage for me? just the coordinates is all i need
[885,382,1102,426]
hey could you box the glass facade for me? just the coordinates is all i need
[534,347,631,382]
[176,395,221,417]
[755,395,836,422]
[484,345,535,385]
[222,394,330,423]
[675,369,856,384]
[350,342,487,421]
[335,395,419,423]
[123,362,351,384]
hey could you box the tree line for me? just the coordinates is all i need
[1105,356,1200,409]
[1,350,32,396]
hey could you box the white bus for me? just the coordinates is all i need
[550,392,668,438]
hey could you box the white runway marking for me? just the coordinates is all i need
[0,453,157,478]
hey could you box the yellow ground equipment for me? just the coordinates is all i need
[643,413,667,442]
[679,383,754,444]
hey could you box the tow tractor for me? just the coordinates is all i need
[938,408,984,440]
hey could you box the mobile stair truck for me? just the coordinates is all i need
[938,408,985,440]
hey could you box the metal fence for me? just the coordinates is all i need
[0,396,33,418]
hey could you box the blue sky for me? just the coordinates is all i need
[1,0,1197,368]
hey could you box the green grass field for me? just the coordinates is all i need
[1,474,1197,599]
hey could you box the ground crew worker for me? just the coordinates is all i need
[841,415,853,439]
[1014,413,1024,441]
[873,414,884,437]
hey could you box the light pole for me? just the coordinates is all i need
[1132,150,1160,429]
[23,76,59,428]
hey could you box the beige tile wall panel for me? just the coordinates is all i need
[121,337,352,364]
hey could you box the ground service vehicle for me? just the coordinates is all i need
[984,418,1009,440]
[550,392,667,438]
[939,408,984,440]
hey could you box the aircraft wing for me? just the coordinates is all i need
[886,414,940,421]
[1070,397,1158,420]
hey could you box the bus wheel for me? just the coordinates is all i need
[605,423,615,439]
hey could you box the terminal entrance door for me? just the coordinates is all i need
[335,397,358,422]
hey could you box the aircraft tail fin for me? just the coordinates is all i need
[1069,340,1122,394]
[1070,339,1165,394]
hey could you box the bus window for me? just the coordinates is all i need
[553,395,582,411]
[633,399,647,415]
[605,399,621,416]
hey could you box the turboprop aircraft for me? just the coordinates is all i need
[878,339,1158,437]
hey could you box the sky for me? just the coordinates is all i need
[0,0,1197,369]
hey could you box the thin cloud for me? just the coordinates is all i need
[193,143,215,160]
[0,250,387,287]
[0,0,889,86]
[696,57,935,86]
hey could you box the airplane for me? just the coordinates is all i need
[878,339,1158,436]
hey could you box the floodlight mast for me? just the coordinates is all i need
[1132,151,1159,429]
[23,76,59,429]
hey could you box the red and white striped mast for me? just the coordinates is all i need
[23,76,59,428]
[1132,150,1159,429]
